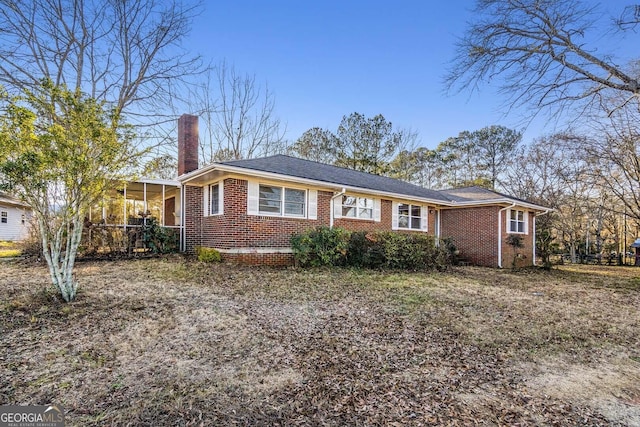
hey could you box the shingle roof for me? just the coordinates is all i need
[220,155,451,202]
[439,186,539,206]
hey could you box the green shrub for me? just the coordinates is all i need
[377,232,444,271]
[195,246,222,263]
[292,227,454,271]
[291,226,350,267]
[141,217,180,254]
[346,231,385,268]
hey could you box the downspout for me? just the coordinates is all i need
[435,208,441,246]
[498,203,517,268]
[533,209,551,266]
[330,188,346,228]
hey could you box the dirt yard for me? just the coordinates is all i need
[1,258,639,426]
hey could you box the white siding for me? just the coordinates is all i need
[0,205,32,241]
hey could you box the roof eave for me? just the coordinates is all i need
[179,163,453,206]
[0,198,31,209]
[447,198,552,212]
[130,177,181,186]
[179,164,552,210]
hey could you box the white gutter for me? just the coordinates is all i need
[497,203,517,268]
[435,208,441,246]
[532,209,552,266]
[330,188,346,228]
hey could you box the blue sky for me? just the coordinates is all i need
[186,0,628,149]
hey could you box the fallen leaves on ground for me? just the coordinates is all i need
[1,258,639,425]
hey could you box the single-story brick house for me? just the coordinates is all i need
[175,114,550,267]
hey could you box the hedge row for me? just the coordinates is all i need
[290,226,456,271]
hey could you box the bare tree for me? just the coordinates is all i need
[446,0,640,118]
[193,62,286,163]
[616,5,640,30]
[504,134,596,263]
[583,105,640,221]
[0,0,202,120]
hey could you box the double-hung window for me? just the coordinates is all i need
[1,211,6,224]
[206,182,223,216]
[398,204,422,230]
[342,196,373,219]
[209,183,220,215]
[259,185,306,217]
[508,209,526,233]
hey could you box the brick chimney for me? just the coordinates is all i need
[178,114,199,176]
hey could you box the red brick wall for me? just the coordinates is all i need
[184,179,440,264]
[334,199,392,231]
[222,252,294,266]
[440,206,535,268]
[441,206,500,267]
[187,177,538,267]
[185,178,332,253]
[335,200,438,235]
[184,185,203,252]
[500,211,535,268]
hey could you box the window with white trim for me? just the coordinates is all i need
[209,183,220,215]
[508,209,526,233]
[398,203,422,230]
[342,195,373,219]
[259,185,306,216]
[1,211,6,224]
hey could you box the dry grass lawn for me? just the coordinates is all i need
[1,257,639,426]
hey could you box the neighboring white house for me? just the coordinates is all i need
[0,192,32,241]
